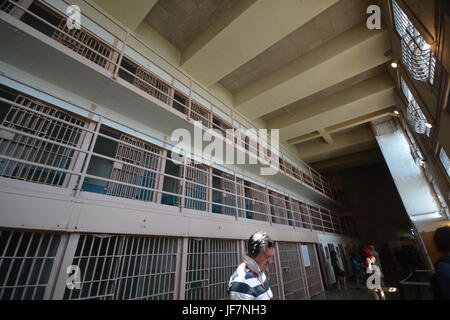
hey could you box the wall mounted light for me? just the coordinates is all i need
[391,62,398,68]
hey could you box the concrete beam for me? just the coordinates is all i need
[93,0,158,31]
[297,126,377,163]
[318,128,333,144]
[311,149,384,173]
[181,0,339,86]
[235,24,391,120]
[287,107,398,145]
[268,73,395,141]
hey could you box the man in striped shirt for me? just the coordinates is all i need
[228,231,275,300]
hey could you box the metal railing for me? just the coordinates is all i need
[0,0,343,203]
[0,85,356,237]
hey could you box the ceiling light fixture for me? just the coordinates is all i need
[391,62,398,68]
[425,123,433,129]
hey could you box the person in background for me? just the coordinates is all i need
[228,231,274,300]
[330,250,347,291]
[370,245,382,271]
[432,226,450,300]
[362,247,385,300]
[351,250,363,289]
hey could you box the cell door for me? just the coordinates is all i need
[107,134,162,202]
[278,242,307,300]
[184,163,209,211]
[316,244,332,289]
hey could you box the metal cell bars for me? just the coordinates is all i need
[132,66,171,104]
[183,162,209,211]
[114,236,178,300]
[52,19,117,70]
[320,208,333,233]
[211,169,240,217]
[400,77,429,135]
[2,0,342,204]
[268,191,290,226]
[190,101,212,129]
[244,181,268,222]
[266,259,280,300]
[106,134,162,202]
[63,235,178,300]
[302,244,322,297]
[0,94,85,187]
[0,0,17,13]
[330,212,341,234]
[392,0,436,84]
[212,115,233,139]
[309,206,324,232]
[184,239,239,300]
[0,230,61,300]
[277,242,307,300]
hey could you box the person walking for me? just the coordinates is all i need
[228,231,275,300]
[331,250,347,291]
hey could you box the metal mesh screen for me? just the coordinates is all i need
[0,94,85,187]
[63,235,178,300]
[302,244,322,297]
[278,242,306,300]
[106,134,162,202]
[0,230,61,300]
[185,239,239,300]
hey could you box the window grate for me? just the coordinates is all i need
[392,0,436,85]
[63,235,178,300]
[0,230,61,300]
[278,242,306,300]
[185,239,239,300]
[400,77,429,135]
[0,94,85,187]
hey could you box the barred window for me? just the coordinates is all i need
[400,77,430,136]
[392,0,436,85]
[439,148,450,178]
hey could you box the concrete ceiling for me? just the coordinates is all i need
[103,0,396,173]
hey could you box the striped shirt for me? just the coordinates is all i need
[228,256,273,300]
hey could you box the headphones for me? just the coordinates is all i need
[248,232,273,257]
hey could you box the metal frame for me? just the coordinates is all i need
[0,0,342,202]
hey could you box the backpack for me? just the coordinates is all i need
[430,259,450,300]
